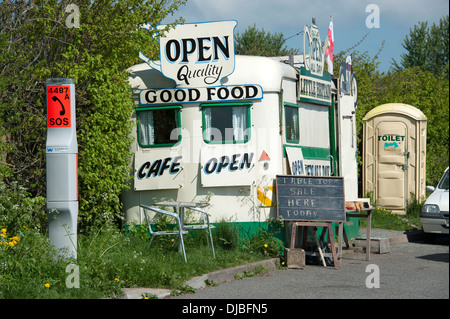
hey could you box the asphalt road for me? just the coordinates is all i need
[170,236,449,300]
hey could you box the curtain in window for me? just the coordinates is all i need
[290,109,298,141]
[232,106,247,141]
[139,111,154,145]
[204,108,212,141]
[170,111,180,142]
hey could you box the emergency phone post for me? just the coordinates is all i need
[46,78,78,259]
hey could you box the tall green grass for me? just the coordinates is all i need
[0,183,283,299]
[360,194,424,231]
[0,222,278,299]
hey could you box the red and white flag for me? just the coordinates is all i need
[325,18,334,75]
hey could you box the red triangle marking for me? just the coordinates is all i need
[259,150,270,161]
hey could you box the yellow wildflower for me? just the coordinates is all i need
[44,283,50,288]
[264,244,268,248]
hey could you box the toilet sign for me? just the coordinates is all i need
[47,86,71,127]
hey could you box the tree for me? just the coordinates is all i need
[0,0,186,232]
[334,41,448,187]
[376,67,449,185]
[389,15,449,184]
[392,15,449,77]
[234,24,296,56]
[333,46,384,174]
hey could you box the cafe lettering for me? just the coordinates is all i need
[136,156,182,179]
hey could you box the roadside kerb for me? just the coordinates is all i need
[120,229,424,299]
[120,258,279,299]
[187,258,280,289]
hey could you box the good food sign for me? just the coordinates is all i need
[140,21,238,87]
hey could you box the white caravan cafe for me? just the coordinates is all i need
[121,20,360,239]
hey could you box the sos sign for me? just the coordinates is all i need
[47,86,71,127]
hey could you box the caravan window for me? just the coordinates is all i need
[202,102,251,144]
[284,103,299,143]
[136,106,181,148]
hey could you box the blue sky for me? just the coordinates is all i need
[162,0,449,73]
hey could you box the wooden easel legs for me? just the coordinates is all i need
[290,222,340,269]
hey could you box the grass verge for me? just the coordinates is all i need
[1,197,425,299]
[0,224,277,299]
[360,196,424,231]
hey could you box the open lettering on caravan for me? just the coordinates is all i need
[203,153,254,175]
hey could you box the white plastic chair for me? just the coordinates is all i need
[183,206,216,258]
[140,204,188,262]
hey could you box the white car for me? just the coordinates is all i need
[420,167,449,243]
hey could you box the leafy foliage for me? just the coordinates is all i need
[376,67,449,184]
[234,24,295,57]
[0,181,46,234]
[392,15,449,77]
[334,23,448,186]
[0,0,186,231]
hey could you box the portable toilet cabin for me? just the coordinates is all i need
[362,103,427,214]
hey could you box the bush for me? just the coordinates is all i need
[241,228,285,258]
[0,0,187,234]
[214,219,240,250]
[0,181,46,234]
[213,218,285,258]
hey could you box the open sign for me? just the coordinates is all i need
[140,21,237,87]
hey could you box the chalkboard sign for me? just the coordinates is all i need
[276,175,346,222]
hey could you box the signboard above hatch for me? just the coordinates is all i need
[139,20,238,88]
[303,23,325,77]
[298,20,332,106]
